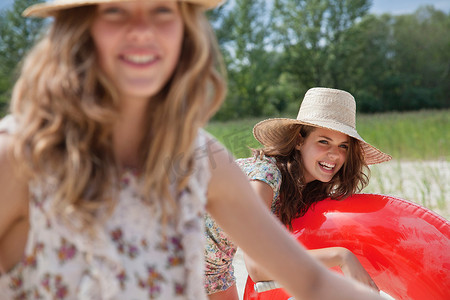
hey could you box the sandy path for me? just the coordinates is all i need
[232,248,248,299]
[365,160,449,218]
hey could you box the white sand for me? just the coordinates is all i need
[233,248,248,299]
[365,160,449,218]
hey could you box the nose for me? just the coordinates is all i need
[127,17,154,42]
[327,146,340,160]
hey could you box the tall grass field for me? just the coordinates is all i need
[206,109,450,218]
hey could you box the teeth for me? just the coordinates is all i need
[319,161,335,170]
[124,54,155,64]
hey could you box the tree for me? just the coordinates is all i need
[271,0,371,93]
[0,0,45,115]
[344,6,450,112]
[342,14,393,112]
[211,0,282,120]
[390,6,450,110]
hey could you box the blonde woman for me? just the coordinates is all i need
[0,1,387,299]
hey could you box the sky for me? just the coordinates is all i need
[1,0,449,14]
[370,0,450,15]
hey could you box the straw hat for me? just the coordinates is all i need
[253,87,391,165]
[23,0,225,18]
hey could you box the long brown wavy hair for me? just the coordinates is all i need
[11,3,226,229]
[254,124,369,228]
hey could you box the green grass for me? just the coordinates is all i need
[206,117,263,159]
[207,109,450,160]
[356,110,449,161]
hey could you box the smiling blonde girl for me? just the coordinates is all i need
[0,1,388,299]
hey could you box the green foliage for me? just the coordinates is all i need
[270,0,372,88]
[210,0,283,120]
[209,1,449,120]
[1,1,449,119]
[0,0,45,115]
[207,109,450,161]
[348,6,450,113]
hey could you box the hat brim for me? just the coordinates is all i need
[23,0,223,18]
[253,118,391,165]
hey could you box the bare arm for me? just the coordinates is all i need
[206,140,383,300]
[0,133,29,274]
[243,180,276,282]
[242,167,378,291]
[309,247,379,291]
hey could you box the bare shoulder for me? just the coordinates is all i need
[203,134,240,185]
[202,134,235,172]
[0,133,29,243]
[0,132,24,185]
[203,134,254,208]
[0,133,18,187]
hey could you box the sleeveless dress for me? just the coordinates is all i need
[204,155,282,294]
[0,115,211,300]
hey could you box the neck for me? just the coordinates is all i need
[113,98,149,169]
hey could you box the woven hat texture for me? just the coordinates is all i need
[23,0,224,17]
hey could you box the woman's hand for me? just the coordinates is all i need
[308,247,379,292]
[338,248,379,292]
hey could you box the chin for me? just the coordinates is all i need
[318,177,333,183]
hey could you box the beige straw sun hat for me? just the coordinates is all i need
[253,87,392,165]
[23,0,224,18]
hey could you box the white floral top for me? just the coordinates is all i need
[0,115,211,300]
[236,155,282,214]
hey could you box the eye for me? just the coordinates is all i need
[339,144,349,150]
[155,5,175,14]
[98,5,126,20]
[318,140,329,145]
[100,6,122,14]
[151,4,179,20]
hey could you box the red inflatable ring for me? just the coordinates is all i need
[243,194,450,300]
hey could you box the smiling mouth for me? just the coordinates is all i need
[319,161,335,171]
[123,54,156,64]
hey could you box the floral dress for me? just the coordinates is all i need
[204,155,282,294]
[0,115,211,300]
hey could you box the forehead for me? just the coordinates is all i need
[310,127,349,141]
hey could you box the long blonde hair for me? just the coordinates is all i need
[11,3,226,228]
